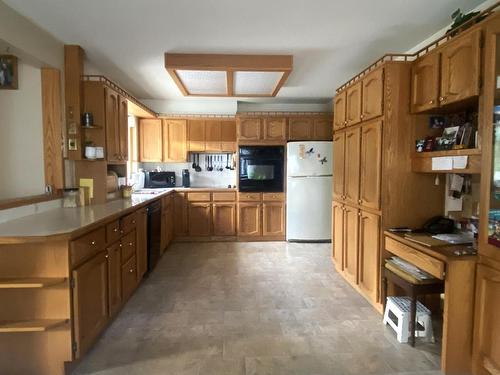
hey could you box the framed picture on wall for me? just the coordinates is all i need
[0,55,18,90]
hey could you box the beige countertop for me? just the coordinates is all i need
[0,187,236,242]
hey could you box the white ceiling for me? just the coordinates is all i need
[4,0,486,104]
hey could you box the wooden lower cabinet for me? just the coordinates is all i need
[238,203,262,237]
[136,208,148,278]
[72,251,109,359]
[188,202,212,237]
[161,198,174,251]
[332,201,344,269]
[262,202,285,237]
[121,256,137,301]
[473,263,500,375]
[173,193,188,237]
[106,242,122,317]
[212,203,236,236]
[358,211,380,303]
[343,205,359,284]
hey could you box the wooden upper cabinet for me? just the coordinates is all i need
[118,95,129,161]
[313,118,333,140]
[105,88,120,163]
[262,202,285,237]
[72,251,109,359]
[473,264,500,375]
[358,210,380,303]
[212,203,236,236]
[139,119,162,162]
[332,132,346,200]
[238,118,261,141]
[288,118,313,140]
[332,201,344,269]
[221,120,237,152]
[359,120,382,210]
[263,118,287,141]
[333,91,347,131]
[361,68,384,121]
[440,29,481,105]
[345,81,362,126]
[188,202,211,236]
[411,52,440,113]
[187,120,206,152]
[344,127,361,206]
[238,203,261,237]
[343,205,359,285]
[163,119,187,162]
[205,120,222,152]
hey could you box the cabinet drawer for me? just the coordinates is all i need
[106,220,121,244]
[212,191,236,201]
[262,192,285,201]
[120,212,137,234]
[121,230,136,264]
[121,255,137,300]
[187,192,211,201]
[238,192,262,202]
[71,227,106,266]
[385,237,445,279]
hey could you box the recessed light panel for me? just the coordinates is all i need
[234,71,284,95]
[176,70,226,95]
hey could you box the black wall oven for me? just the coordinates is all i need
[239,146,284,192]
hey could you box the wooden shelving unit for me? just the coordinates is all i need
[0,319,69,333]
[0,278,66,289]
[412,148,481,173]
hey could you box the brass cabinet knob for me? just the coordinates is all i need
[91,241,96,245]
[113,228,118,232]
[358,212,362,216]
[105,254,109,259]
[358,199,362,204]
[360,114,364,119]
[439,96,446,102]
[129,269,134,273]
[129,242,133,246]
[429,100,434,105]
[132,220,136,224]
[119,244,123,248]
[120,230,124,234]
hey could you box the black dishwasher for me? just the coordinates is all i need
[146,200,162,273]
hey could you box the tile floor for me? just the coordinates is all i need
[73,241,443,375]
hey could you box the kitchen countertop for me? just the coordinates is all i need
[0,187,236,243]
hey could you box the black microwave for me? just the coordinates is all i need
[145,171,176,188]
[239,146,284,192]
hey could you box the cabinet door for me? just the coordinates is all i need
[212,203,236,236]
[121,256,137,301]
[358,211,380,303]
[288,118,313,140]
[220,120,237,152]
[173,193,188,237]
[188,119,206,152]
[343,205,359,284]
[344,127,361,206]
[105,88,120,163]
[411,52,440,113]
[332,201,344,269]
[118,95,128,161]
[188,203,211,237]
[346,82,362,126]
[163,119,187,162]
[262,202,285,237]
[361,68,384,121]
[238,118,261,141]
[136,208,148,279]
[333,132,346,200]
[238,203,262,237]
[333,91,347,130]
[263,118,287,141]
[472,264,500,375]
[440,29,481,105]
[206,120,222,152]
[107,242,122,317]
[72,251,108,359]
[139,119,163,162]
[359,120,382,210]
[313,118,333,140]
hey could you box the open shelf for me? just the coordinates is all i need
[412,148,481,174]
[0,277,66,289]
[0,319,69,333]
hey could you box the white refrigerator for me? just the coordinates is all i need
[286,141,333,242]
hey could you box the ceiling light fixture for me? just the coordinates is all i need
[165,53,293,97]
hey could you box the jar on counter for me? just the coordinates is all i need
[63,188,80,208]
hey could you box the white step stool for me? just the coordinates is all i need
[383,296,434,343]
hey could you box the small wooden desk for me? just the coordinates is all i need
[384,231,477,375]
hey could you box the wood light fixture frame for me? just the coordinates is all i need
[164,53,293,97]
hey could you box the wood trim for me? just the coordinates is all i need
[226,71,234,96]
[271,71,290,97]
[166,69,188,96]
[0,191,62,211]
[64,45,84,160]
[41,68,64,191]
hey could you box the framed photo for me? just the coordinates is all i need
[0,55,18,90]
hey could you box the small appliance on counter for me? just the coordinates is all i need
[144,171,176,188]
[182,169,190,187]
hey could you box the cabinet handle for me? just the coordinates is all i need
[120,230,124,234]
[358,199,362,204]
[91,241,96,245]
[358,212,362,216]
[132,220,136,224]
[105,254,109,259]
[129,242,133,246]
[113,228,118,232]
[119,244,123,248]
[129,269,134,273]
[429,100,434,105]
[439,96,446,102]
[360,114,364,119]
